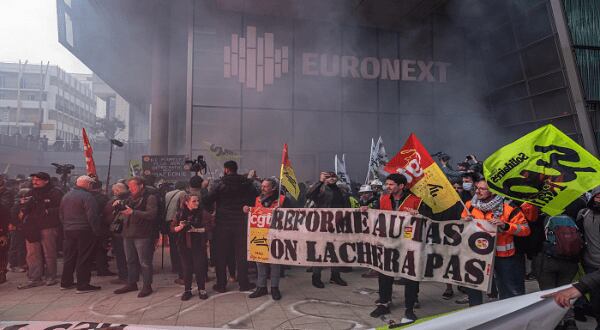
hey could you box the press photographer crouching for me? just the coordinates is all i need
[103,182,130,285]
[59,175,102,293]
[171,191,214,301]
[113,177,158,298]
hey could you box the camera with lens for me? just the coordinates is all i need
[185,155,207,174]
[112,199,128,213]
[51,163,75,175]
[431,152,451,163]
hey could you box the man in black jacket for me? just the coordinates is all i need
[17,172,63,289]
[203,161,258,292]
[59,176,101,293]
[306,171,349,288]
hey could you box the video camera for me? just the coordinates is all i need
[51,163,75,175]
[185,155,207,174]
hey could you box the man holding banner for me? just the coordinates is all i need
[462,177,530,306]
[368,173,433,322]
[243,178,290,301]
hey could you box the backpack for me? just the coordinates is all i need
[543,215,584,259]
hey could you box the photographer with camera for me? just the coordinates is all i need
[306,171,350,289]
[59,176,102,293]
[113,177,158,298]
[16,172,63,289]
[171,192,214,300]
[103,182,130,285]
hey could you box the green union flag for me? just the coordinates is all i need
[483,124,600,216]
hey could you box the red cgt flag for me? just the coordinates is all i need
[384,133,461,213]
[82,128,97,177]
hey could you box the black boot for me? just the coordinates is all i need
[312,275,324,288]
[370,304,390,318]
[249,287,268,298]
[271,287,281,300]
[330,274,347,286]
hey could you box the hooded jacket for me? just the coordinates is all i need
[202,174,258,228]
[576,187,600,269]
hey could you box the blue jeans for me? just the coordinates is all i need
[124,238,154,287]
[111,235,128,281]
[468,253,525,305]
[494,253,525,300]
[257,262,280,288]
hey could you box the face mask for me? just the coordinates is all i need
[462,182,473,191]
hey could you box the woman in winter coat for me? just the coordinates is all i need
[171,193,214,300]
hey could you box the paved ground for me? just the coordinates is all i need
[0,250,597,329]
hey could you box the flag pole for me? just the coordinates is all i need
[365,138,374,184]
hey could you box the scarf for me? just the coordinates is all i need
[471,194,504,217]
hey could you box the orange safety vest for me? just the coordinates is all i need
[254,195,286,209]
[379,193,423,212]
[462,200,530,257]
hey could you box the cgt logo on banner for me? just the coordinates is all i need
[248,207,497,291]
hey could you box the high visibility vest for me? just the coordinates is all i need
[254,195,286,209]
[379,193,423,212]
[462,200,530,257]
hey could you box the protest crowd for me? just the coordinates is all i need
[1,133,600,330]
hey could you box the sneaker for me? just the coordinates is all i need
[239,283,256,291]
[442,288,454,300]
[199,290,208,300]
[137,285,153,298]
[76,284,101,294]
[17,280,44,289]
[455,295,469,304]
[249,287,268,298]
[10,267,26,273]
[212,284,227,293]
[370,304,390,318]
[174,278,185,285]
[312,275,325,289]
[405,309,418,322]
[60,283,76,290]
[114,283,138,294]
[181,291,192,301]
[271,287,281,301]
[46,279,59,286]
[110,278,127,285]
[330,275,347,286]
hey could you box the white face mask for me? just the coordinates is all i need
[462,182,473,191]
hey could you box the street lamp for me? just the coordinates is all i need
[105,138,124,194]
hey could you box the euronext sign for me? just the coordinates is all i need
[225,26,451,92]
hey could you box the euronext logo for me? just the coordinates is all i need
[224,26,289,92]
[224,26,451,92]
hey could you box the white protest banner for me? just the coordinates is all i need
[248,208,496,291]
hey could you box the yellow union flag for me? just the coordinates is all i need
[484,124,600,216]
[280,143,300,200]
